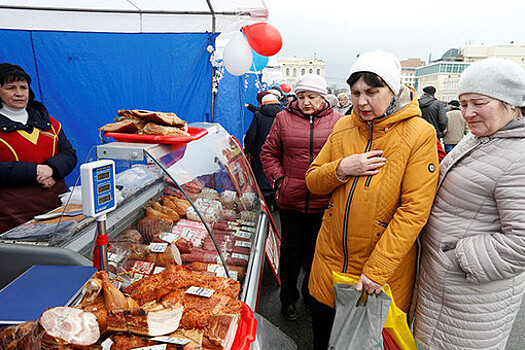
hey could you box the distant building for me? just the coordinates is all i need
[279,57,325,88]
[415,44,525,101]
[401,58,425,88]
[462,44,525,69]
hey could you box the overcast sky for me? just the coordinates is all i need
[263,0,525,87]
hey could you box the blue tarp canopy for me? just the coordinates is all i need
[0,1,267,185]
[0,29,218,184]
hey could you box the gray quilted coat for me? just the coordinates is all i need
[413,117,525,349]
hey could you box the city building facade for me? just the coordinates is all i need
[279,57,325,88]
[414,44,525,102]
[401,58,425,88]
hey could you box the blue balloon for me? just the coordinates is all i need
[250,49,269,71]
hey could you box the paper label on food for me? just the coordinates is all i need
[107,252,124,264]
[133,345,167,350]
[234,231,251,239]
[159,232,179,244]
[240,226,256,233]
[232,253,249,261]
[235,240,252,248]
[149,242,168,253]
[206,264,237,279]
[182,230,199,239]
[101,337,114,350]
[239,219,256,227]
[150,337,190,345]
[185,286,215,298]
[153,266,166,274]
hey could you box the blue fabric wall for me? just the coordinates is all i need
[0,29,219,186]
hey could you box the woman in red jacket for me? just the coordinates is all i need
[260,74,341,321]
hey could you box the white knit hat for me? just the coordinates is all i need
[348,50,401,95]
[268,88,282,99]
[294,73,328,98]
[458,58,525,107]
[261,94,279,105]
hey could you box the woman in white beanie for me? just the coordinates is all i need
[305,50,439,349]
[413,58,525,349]
[261,73,342,322]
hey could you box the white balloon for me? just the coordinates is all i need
[223,32,253,76]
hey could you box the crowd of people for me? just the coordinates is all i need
[245,52,525,349]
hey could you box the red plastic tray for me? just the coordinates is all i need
[104,126,208,144]
[231,301,257,350]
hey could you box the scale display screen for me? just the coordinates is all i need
[97,183,111,194]
[81,160,117,217]
[97,171,110,181]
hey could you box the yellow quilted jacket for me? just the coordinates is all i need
[306,86,438,311]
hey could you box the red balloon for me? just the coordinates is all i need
[280,83,291,93]
[243,23,283,57]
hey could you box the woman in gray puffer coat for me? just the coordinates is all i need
[413,58,525,349]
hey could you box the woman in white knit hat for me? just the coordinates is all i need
[305,50,439,349]
[260,73,342,322]
[413,58,525,349]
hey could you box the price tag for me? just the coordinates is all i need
[159,232,179,244]
[239,219,256,226]
[206,264,239,280]
[149,242,168,253]
[185,286,215,298]
[232,253,249,261]
[235,240,252,248]
[133,345,167,350]
[153,266,166,274]
[101,337,114,350]
[241,226,256,233]
[107,252,124,264]
[234,231,251,239]
[182,230,199,239]
[150,337,190,346]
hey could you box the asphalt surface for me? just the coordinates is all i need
[256,210,525,350]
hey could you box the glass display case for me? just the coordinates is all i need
[0,123,272,310]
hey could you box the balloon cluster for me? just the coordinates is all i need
[223,22,283,76]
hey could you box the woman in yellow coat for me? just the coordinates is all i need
[305,50,439,349]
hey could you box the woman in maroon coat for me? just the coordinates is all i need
[261,74,341,321]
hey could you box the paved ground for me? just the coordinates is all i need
[257,210,525,350]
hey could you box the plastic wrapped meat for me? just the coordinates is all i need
[185,205,220,223]
[0,221,77,242]
[137,215,172,243]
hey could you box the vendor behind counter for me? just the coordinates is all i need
[0,63,77,233]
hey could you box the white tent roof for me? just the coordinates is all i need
[0,0,268,33]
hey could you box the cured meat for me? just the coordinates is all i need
[136,216,171,244]
[129,109,187,128]
[98,118,145,133]
[146,243,182,267]
[0,321,35,350]
[141,122,190,137]
[151,201,180,221]
[109,329,202,350]
[175,237,194,254]
[76,271,107,308]
[106,301,183,337]
[18,307,100,349]
[181,250,220,264]
[189,262,246,280]
[205,314,239,350]
[125,265,240,305]
[144,207,174,226]
[160,291,241,331]
[115,228,142,242]
[103,280,139,311]
[83,300,108,333]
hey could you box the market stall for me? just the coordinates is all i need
[0,120,285,348]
